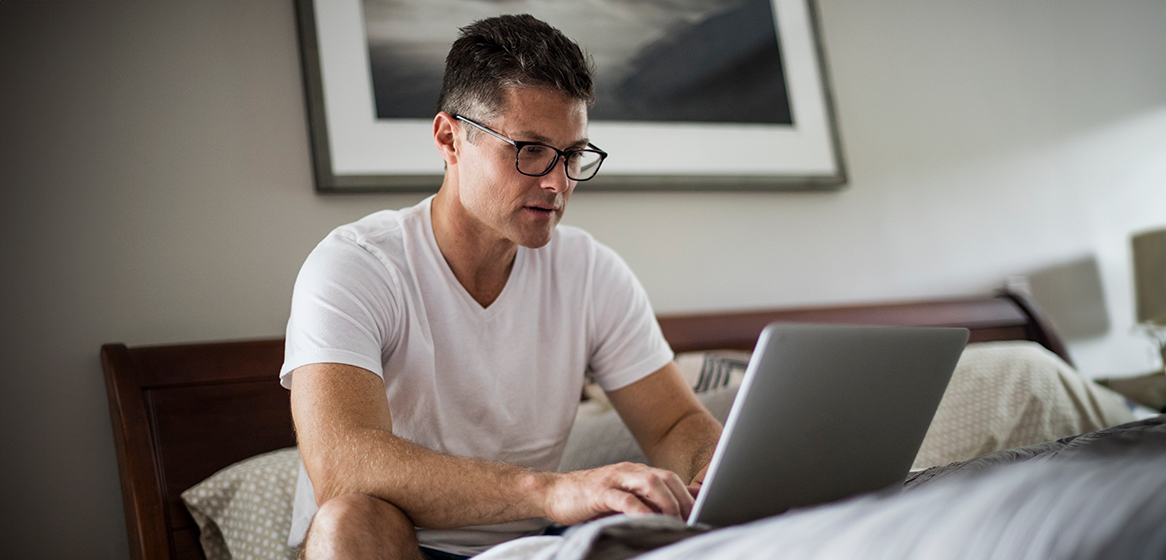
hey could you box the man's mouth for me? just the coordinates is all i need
[524,204,558,214]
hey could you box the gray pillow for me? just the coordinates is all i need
[181,447,299,560]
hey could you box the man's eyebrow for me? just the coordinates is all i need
[515,130,590,148]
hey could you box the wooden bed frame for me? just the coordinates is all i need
[101,290,1069,560]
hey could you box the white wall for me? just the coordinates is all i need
[570,2,1166,376]
[0,1,1163,558]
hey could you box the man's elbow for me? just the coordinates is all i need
[304,456,354,507]
[313,482,338,508]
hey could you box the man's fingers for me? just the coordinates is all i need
[663,472,694,518]
[611,464,692,519]
[627,471,681,517]
[687,482,701,499]
[649,469,692,518]
[603,488,655,516]
[544,463,699,525]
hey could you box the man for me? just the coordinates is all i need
[282,14,723,560]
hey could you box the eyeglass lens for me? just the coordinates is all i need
[516,145,603,181]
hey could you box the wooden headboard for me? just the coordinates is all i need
[101,290,1067,560]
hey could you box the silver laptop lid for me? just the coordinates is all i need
[688,323,968,527]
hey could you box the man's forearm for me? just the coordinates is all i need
[644,409,722,484]
[292,363,552,529]
[304,424,700,529]
[605,363,724,485]
[302,425,552,530]
[293,362,698,530]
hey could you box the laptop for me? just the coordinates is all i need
[687,322,969,527]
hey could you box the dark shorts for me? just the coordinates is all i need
[419,546,472,560]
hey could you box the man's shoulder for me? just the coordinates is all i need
[329,208,404,241]
[325,200,427,252]
[302,201,434,287]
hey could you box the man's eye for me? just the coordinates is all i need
[521,145,550,157]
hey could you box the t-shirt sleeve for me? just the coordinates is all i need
[586,242,674,392]
[280,233,401,388]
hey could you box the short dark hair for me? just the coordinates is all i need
[438,14,595,123]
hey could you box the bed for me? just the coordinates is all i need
[100,289,1115,560]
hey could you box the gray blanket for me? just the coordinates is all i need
[478,414,1166,560]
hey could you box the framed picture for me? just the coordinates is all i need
[295,0,847,192]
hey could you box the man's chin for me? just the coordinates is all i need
[517,234,554,249]
[514,226,557,249]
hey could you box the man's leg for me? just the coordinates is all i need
[298,494,423,560]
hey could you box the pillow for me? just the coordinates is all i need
[566,343,1137,473]
[911,341,1135,469]
[181,447,300,560]
[675,349,751,392]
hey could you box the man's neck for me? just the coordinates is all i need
[431,188,518,308]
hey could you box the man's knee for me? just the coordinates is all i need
[300,494,420,560]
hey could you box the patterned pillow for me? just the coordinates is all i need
[674,350,751,392]
[181,447,300,560]
[911,341,1134,470]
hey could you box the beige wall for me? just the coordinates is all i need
[1,1,1164,557]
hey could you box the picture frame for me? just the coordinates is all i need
[294,0,847,193]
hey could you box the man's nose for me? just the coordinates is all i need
[539,159,572,193]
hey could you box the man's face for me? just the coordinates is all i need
[454,86,589,249]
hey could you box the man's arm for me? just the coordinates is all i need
[291,362,696,529]
[605,361,723,488]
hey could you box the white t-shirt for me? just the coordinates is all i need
[281,196,673,555]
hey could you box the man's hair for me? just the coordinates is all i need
[438,14,595,125]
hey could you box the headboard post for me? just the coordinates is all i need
[996,289,1074,368]
[102,343,174,560]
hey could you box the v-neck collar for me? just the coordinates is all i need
[421,197,525,318]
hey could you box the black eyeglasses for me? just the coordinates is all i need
[454,114,608,182]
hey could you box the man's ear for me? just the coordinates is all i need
[433,112,459,165]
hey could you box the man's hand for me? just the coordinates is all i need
[541,462,694,525]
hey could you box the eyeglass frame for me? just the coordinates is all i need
[453,114,608,182]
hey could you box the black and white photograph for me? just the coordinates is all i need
[298,0,846,191]
[365,0,792,125]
